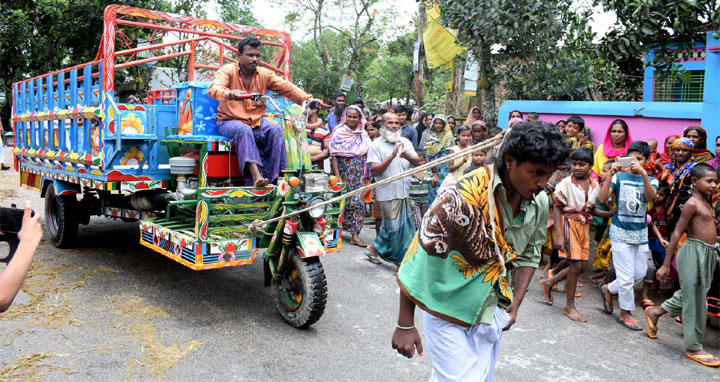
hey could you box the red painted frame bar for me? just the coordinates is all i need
[115,19,284,48]
[115,51,191,69]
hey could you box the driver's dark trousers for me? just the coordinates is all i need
[217,118,286,185]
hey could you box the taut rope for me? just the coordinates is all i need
[247,130,508,236]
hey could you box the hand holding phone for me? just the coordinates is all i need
[618,157,634,168]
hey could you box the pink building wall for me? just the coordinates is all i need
[537,114,702,149]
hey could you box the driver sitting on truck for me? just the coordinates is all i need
[209,38,313,187]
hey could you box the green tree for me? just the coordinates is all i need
[216,0,258,26]
[280,0,397,100]
[602,0,719,72]
[0,0,213,120]
[438,0,643,125]
[290,31,348,98]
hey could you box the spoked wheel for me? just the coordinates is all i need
[44,184,79,248]
[273,251,327,328]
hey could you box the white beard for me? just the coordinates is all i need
[381,127,401,143]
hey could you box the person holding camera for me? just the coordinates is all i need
[0,201,43,312]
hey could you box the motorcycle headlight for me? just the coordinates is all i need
[307,196,327,219]
[303,173,328,193]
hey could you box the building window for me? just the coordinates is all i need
[653,70,704,103]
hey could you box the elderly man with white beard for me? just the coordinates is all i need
[365,112,424,266]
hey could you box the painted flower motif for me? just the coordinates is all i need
[121,113,144,134]
[224,242,237,253]
[120,146,144,165]
[456,172,488,208]
[479,260,504,284]
[451,254,483,279]
[277,180,289,196]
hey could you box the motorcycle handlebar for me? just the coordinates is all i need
[231,93,329,110]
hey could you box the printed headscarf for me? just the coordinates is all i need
[602,119,633,158]
[672,137,694,151]
[684,126,707,149]
[421,114,454,157]
[328,105,371,157]
[683,125,715,163]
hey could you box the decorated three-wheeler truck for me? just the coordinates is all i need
[10,5,346,328]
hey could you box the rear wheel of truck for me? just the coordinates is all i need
[273,252,327,328]
[45,184,79,248]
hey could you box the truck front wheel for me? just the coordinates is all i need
[45,184,79,248]
[273,252,327,328]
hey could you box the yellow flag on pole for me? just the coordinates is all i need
[423,2,466,69]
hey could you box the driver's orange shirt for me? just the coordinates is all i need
[209,63,311,128]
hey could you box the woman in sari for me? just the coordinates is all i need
[329,105,372,247]
[660,134,681,165]
[684,125,715,164]
[446,115,458,137]
[463,106,482,127]
[415,112,434,140]
[421,114,454,205]
[591,119,633,177]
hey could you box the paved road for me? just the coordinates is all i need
[0,159,718,381]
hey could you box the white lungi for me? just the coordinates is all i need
[423,307,510,382]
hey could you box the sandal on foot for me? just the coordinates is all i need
[685,352,720,367]
[364,250,381,264]
[644,307,658,339]
[599,284,613,314]
[615,317,642,331]
[641,299,655,308]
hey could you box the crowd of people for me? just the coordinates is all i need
[204,38,718,378]
[314,93,720,373]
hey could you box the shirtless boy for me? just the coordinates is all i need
[645,163,720,367]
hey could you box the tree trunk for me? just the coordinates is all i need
[476,42,496,127]
[415,1,426,108]
[447,55,464,116]
[310,0,330,99]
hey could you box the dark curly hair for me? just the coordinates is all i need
[496,120,571,176]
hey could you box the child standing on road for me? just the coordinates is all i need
[598,142,658,331]
[645,163,720,368]
[590,160,616,284]
[409,149,435,230]
[540,148,611,322]
[641,180,670,307]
